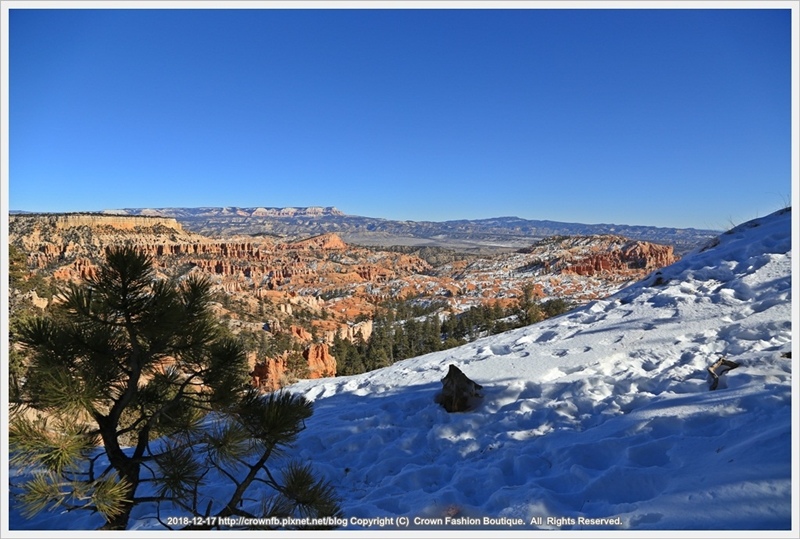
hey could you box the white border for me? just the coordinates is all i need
[1,1,798,538]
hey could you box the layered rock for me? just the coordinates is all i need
[249,342,337,391]
[110,206,345,218]
[523,235,677,277]
[283,233,347,251]
[290,325,313,342]
[51,257,98,282]
[10,213,683,391]
[303,343,337,378]
[42,214,183,232]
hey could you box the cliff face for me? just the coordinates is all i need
[54,214,184,231]
[114,206,717,255]
[115,206,345,218]
[249,342,337,392]
[283,233,347,251]
[524,235,677,277]
[304,343,337,379]
[10,214,682,388]
[10,214,196,270]
[9,214,432,384]
[12,213,183,232]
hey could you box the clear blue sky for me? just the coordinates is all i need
[6,5,795,229]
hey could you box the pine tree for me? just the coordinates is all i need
[9,246,340,530]
[423,316,442,353]
[516,282,543,326]
[365,314,394,370]
[332,335,366,376]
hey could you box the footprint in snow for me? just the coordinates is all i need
[490,344,513,356]
[536,330,560,343]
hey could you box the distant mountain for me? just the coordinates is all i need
[109,207,719,255]
[107,206,345,218]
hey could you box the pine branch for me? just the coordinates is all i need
[9,415,98,474]
[91,474,133,520]
[219,443,275,517]
[14,471,132,523]
[10,246,340,529]
[130,370,207,461]
[203,420,253,468]
[151,442,205,500]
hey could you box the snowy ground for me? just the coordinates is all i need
[5,208,796,535]
[280,208,795,532]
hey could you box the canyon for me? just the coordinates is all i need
[9,212,680,390]
[104,206,718,255]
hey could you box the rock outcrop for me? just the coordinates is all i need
[524,235,677,277]
[284,233,347,251]
[435,364,483,413]
[249,342,337,392]
[114,206,717,254]
[10,213,683,391]
[304,343,337,379]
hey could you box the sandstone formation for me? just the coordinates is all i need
[249,342,337,392]
[10,213,681,390]
[303,343,337,378]
[110,206,345,218]
[21,213,185,232]
[284,233,347,251]
[523,235,677,278]
[115,206,716,255]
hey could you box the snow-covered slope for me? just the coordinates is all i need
[283,207,794,531]
[7,208,795,533]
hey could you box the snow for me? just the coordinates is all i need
[5,208,797,535]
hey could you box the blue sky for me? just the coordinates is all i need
[5,5,795,229]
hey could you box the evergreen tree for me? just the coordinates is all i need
[541,297,574,318]
[423,316,442,353]
[8,243,28,285]
[516,283,544,326]
[440,313,457,342]
[285,348,310,381]
[394,319,414,360]
[332,335,366,376]
[9,246,339,530]
[365,313,394,370]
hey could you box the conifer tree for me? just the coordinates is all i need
[9,246,340,530]
[332,335,366,376]
[365,314,394,370]
[516,282,543,326]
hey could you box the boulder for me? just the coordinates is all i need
[707,356,740,390]
[435,364,483,413]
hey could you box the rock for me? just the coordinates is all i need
[249,362,270,389]
[525,235,677,277]
[707,356,740,390]
[48,214,183,231]
[10,214,681,382]
[290,325,313,342]
[249,342,337,391]
[435,364,483,413]
[303,343,337,378]
[284,233,347,251]
[23,290,49,310]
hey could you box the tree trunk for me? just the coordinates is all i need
[97,417,140,530]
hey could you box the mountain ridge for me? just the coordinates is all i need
[95,206,719,255]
